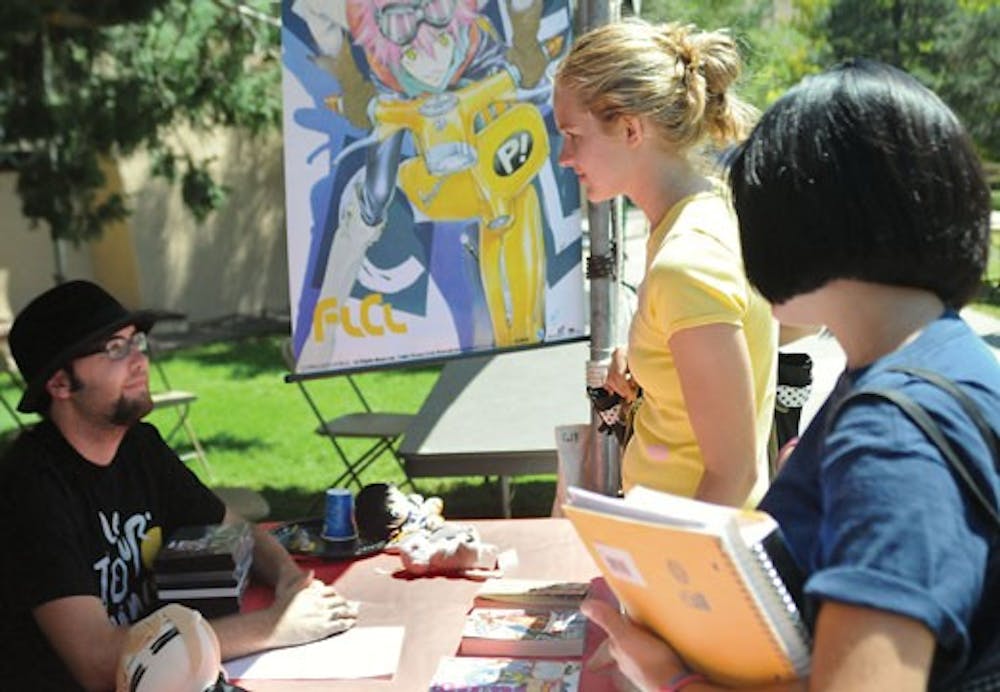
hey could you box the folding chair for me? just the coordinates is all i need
[147,328,270,521]
[0,270,27,432]
[150,369,270,520]
[152,370,215,481]
[149,353,213,482]
[282,339,416,493]
[0,337,27,432]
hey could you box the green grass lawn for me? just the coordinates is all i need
[0,335,558,521]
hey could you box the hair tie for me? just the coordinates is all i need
[678,44,701,87]
[687,46,702,75]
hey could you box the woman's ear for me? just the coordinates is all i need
[621,115,645,148]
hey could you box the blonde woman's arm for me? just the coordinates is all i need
[670,322,759,506]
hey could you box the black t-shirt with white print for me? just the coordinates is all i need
[0,419,226,690]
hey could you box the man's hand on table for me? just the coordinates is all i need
[213,565,359,661]
[266,567,359,649]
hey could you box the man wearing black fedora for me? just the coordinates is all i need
[0,280,357,691]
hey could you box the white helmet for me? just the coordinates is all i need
[116,604,228,692]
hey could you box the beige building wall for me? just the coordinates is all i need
[90,156,144,309]
[0,128,291,320]
[0,175,94,314]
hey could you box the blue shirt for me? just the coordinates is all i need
[761,311,1000,690]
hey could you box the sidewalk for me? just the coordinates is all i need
[786,306,1000,431]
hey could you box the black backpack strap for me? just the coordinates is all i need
[856,369,1000,692]
[832,386,1000,531]
[888,366,1000,473]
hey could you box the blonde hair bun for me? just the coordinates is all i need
[556,18,757,149]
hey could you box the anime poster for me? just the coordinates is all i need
[282,0,585,376]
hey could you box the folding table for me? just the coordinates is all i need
[399,340,591,517]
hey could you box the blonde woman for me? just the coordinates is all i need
[554,19,777,507]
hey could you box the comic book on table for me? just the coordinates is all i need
[473,578,591,609]
[458,607,587,658]
[428,656,581,691]
[563,485,811,687]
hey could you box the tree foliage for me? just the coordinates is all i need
[935,4,1000,159]
[0,0,280,245]
[2,0,995,250]
[820,0,999,159]
[639,0,998,161]
[637,0,824,109]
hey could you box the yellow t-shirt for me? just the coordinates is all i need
[622,186,777,507]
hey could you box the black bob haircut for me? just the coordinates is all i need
[729,58,990,308]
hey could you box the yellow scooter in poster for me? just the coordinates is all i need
[333,68,548,348]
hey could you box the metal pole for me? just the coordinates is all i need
[579,0,623,496]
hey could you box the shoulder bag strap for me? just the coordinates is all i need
[833,387,1000,531]
[880,368,1000,692]
[888,366,1000,472]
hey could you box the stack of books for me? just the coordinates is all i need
[153,522,254,618]
[427,578,591,691]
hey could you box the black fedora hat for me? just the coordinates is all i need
[9,280,166,413]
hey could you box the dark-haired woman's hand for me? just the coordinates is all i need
[583,598,686,692]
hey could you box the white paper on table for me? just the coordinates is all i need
[223,626,404,680]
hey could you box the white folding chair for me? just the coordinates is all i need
[0,341,27,432]
[149,352,213,481]
[148,327,270,521]
[0,270,27,431]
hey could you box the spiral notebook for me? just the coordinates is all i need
[564,485,811,686]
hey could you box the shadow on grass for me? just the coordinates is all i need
[257,477,557,522]
[984,333,1000,350]
[199,432,272,454]
[427,478,557,519]
[161,337,286,379]
[164,335,445,382]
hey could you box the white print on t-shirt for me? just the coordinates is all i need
[92,510,155,624]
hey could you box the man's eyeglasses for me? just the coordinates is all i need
[377,0,456,46]
[80,332,149,361]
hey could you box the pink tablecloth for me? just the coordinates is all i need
[237,518,619,691]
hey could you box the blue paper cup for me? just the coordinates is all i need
[323,488,357,542]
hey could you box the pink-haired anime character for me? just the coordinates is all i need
[292,0,556,367]
[349,0,485,94]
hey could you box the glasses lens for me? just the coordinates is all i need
[104,336,130,360]
[422,0,455,26]
[378,5,420,45]
[104,332,148,361]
